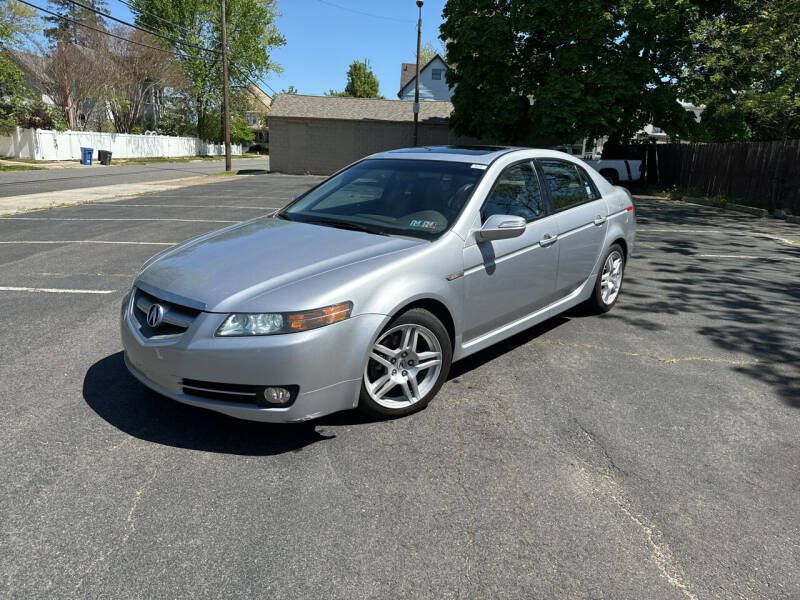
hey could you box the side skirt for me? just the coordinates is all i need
[453,273,595,362]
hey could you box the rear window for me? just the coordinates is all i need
[537,159,597,212]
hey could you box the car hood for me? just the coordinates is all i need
[135,217,424,311]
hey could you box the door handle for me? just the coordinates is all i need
[594,215,607,226]
[539,234,558,247]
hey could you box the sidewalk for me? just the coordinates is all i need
[0,175,233,216]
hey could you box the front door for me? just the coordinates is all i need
[462,160,559,342]
[536,158,609,297]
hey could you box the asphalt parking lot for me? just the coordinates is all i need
[1,174,798,598]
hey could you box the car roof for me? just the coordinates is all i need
[367,145,578,165]
[368,145,518,165]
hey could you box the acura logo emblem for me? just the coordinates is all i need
[147,303,164,327]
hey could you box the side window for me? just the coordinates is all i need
[575,164,600,201]
[481,161,545,223]
[431,68,443,80]
[537,159,597,213]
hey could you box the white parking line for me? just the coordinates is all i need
[1,217,238,223]
[86,203,278,210]
[697,254,799,261]
[0,240,175,245]
[639,228,732,233]
[0,286,116,294]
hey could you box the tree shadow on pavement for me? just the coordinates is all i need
[617,200,800,407]
[83,352,336,456]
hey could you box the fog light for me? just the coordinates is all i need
[264,387,292,404]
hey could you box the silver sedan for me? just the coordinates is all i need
[121,146,635,421]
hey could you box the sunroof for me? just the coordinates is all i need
[389,146,509,155]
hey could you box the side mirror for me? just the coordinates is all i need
[476,214,527,242]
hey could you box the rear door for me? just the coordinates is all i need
[536,158,609,297]
[461,160,559,342]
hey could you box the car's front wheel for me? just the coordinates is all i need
[359,308,452,418]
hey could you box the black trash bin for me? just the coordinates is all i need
[98,150,112,165]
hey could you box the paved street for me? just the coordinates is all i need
[1,175,798,598]
[0,157,269,197]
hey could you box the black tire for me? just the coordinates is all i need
[600,169,619,186]
[359,308,453,418]
[589,243,626,313]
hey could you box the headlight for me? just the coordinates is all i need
[215,301,353,337]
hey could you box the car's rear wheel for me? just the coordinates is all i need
[590,244,626,312]
[359,308,452,418]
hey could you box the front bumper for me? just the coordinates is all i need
[120,289,384,422]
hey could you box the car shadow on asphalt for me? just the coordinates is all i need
[448,315,569,379]
[83,352,337,456]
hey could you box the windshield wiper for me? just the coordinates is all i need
[300,218,388,236]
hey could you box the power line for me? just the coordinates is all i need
[112,0,210,41]
[64,0,221,55]
[18,0,186,56]
[19,0,275,112]
[314,0,414,23]
[66,0,277,108]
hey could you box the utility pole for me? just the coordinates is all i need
[220,0,232,172]
[413,0,423,146]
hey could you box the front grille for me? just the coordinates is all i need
[131,288,201,338]
[182,379,298,407]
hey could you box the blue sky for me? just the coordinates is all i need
[108,0,448,99]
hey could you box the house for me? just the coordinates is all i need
[240,83,272,144]
[268,94,486,175]
[397,54,453,101]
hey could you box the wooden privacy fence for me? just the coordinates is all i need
[649,140,800,214]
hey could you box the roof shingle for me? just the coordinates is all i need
[399,63,416,93]
[267,94,453,123]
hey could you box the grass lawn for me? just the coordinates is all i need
[0,164,45,171]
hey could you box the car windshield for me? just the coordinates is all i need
[281,159,486,240]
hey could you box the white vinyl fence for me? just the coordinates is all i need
[0,127,241,161]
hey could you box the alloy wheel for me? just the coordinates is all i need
[364,324,443,409]
[600,250,624,305]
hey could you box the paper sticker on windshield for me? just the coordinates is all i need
[410,219,440,230]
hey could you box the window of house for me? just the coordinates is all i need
[431,69,443,81]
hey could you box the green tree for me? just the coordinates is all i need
[279,85,298,94]
[44,0,109,45]
[1,0,40,44]
[230,113,254,144]
[344,59,380,98]
[683,0,800,141]
[130,0,284,139]
[439,0,721,145]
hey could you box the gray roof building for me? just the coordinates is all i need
[267,94,483,175]
[268,94,454,123]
